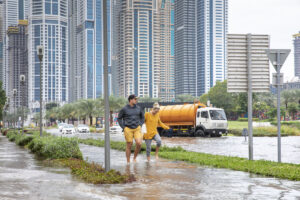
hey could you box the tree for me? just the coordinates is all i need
[281,90,294,110]
[287,103,298,120]
[77,99,97,125]
[199,93,209,105]
[207,81,235,114]
[107,96,127,125]
[176,94,196,102]
[0,81,7,120]
[46,102,59,111]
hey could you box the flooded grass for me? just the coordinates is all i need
[80,138,300,181]
[158,151,300,181]
[5,130,133,184]
[44,158,135,184]
[228,121,300,136]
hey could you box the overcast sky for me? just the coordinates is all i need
[229,0,300,81]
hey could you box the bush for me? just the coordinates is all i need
[28,136,83,159]
[238,117,259,122]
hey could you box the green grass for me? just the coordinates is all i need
[44,158,135,184]
[5,130,132,184]
[228,121,300,136]
[79,137,300,181]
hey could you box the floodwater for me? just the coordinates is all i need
[1,134,300,199]
[48,128,300,164]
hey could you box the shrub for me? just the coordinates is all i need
[28,136,83,159]
[238,117,259,122]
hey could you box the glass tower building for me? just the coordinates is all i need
[28,0,68,111]
[294,32,300,78]
[69,0,113,101]
[175,0,228,97]
[118,0,161,98]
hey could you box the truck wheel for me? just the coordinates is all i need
[195,130,204,137]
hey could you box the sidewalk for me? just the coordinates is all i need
[79,143,300,200]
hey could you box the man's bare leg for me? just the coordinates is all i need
[133,138,142,162]
[126,142,133,164]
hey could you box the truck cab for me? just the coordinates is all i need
[195,107,228,137]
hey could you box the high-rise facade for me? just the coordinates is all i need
[0,2,3,85]
[118,0,161,98]
[158,0,175,101]
[175,0,228,97]
[294,32,300,78]
[2,0,28,92]
[28,0,68,111]
[69,0,114,101]
[7,21,28,108]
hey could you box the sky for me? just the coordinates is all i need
[229,0,300,82]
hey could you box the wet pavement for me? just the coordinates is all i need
[80,144,300,200]
[2,133,300,199]
[48,128,300,164]
[0,135,120,200]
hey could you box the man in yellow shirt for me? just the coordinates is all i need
[144,103,170,161]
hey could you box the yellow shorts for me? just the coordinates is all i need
[124,126,142,143]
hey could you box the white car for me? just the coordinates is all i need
[77,124,89,133]
[58,123,67,132]
[110,126,122,134]
[62,124,76,134]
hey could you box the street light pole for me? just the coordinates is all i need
[103,0,111,172]
[37,46,44,136]
[20,75,25,135]
[13,89,17,133]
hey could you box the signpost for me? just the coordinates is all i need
[265,49,290,163]
[227,34,270,160]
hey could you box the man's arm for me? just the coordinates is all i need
[117,108,125,129]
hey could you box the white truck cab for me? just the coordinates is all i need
[195,107,228,137]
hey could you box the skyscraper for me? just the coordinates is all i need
[118,0,161,98]
[7,21,28,108]
[28,0,68,111]
[158,0,175,101]
[294,32,300,78]
[2,0,29,92]
[175,0,228,97]
[0,1,3,85]
[69,0,114,101]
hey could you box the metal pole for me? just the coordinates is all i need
[40,60,43,136]
[14,95,16,133]
[103,0,110,172]
[247,34,253,160]
[22,82,24,135]
[277,52,281,163]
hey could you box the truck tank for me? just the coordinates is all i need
[159,103,206,126]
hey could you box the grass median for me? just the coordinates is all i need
[5,130,133,184]
[228,121,300,136]
[79,138,300,181]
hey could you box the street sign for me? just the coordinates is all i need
[272,73,283,85]
[266,48,291,163]
[227,34,270,93]
[265,49,291,71]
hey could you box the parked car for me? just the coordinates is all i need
[77,124,89,133]
[58,123,67,132]
[62,124,76,134]
[110,126,122,134]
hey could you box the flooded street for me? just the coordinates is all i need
[2,133,300,199]
[48,128,300,164]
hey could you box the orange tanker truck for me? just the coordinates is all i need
[158,103,228,137]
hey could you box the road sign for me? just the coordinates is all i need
[227,34,270,93]
[272,73,283,85]
[265,49,291,71]
[266,48,291,163]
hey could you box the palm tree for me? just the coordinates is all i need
[108,96,126,125]
[176,94,195,102]
[281,90,295,110]
[77,99,97,125]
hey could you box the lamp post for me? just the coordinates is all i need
[12,89,17,132]
[37,46,44,136]
[20,75,26,134]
